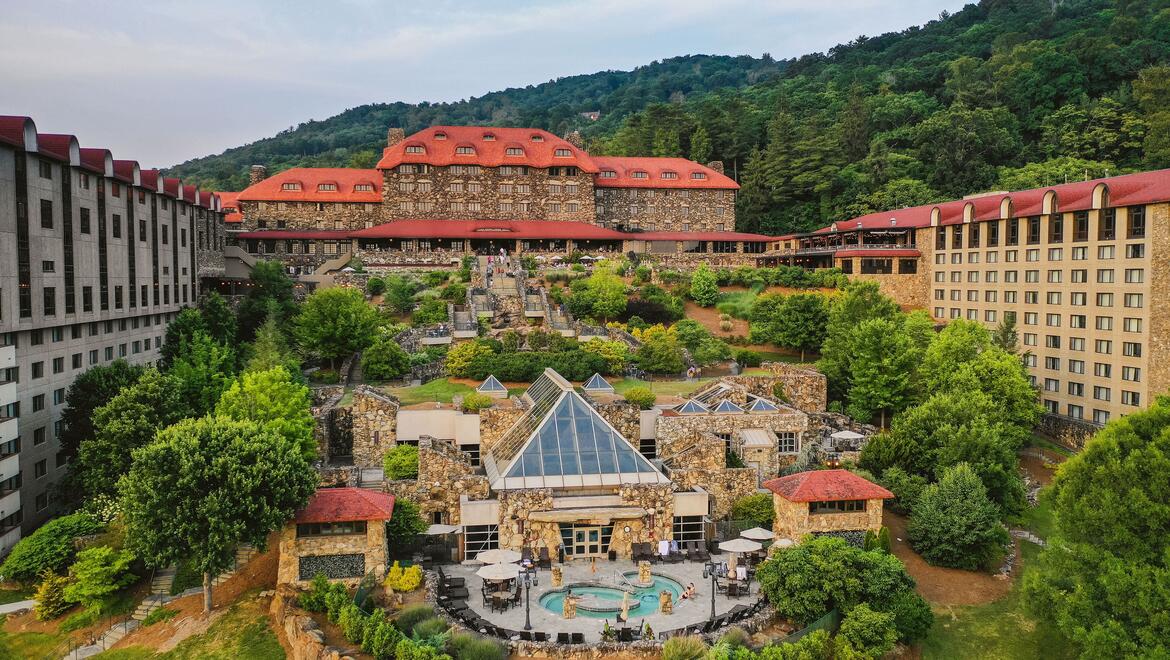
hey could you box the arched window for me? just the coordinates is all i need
[554,148,572,157]
[599,170,617,179]
[434,132,447,140]
[405,144,425,154]
[690,172,707,180]
[661,171,678,180]
[631,170,648,179]
[505,147,524,156]
[455,146,476,155]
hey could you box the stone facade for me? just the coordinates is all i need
[497,488,556,554]
[613,483,675,554]
[595,188,736,232]
[672,467,758,519]
[656,409,808,483]
[349,386,399,467]
[1146,202,1170,402]
[477,406,526,459]
[382,166,597,224]
[772,495,884,542]
[236,199,383,233]
[389,436,490,525]
[591,400,641,443]
[276,519,388,587]
[848,267,930,311]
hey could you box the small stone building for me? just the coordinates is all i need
[762,470,892,544]
[278,488,395,587]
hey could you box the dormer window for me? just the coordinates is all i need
[661,171,679,180]
[554,148,572,157]
[317,183,337,191]
[434,132,447,140]
[281,182,302,191]
[405,145,425,154]
[599,170,617,179]
[631,171,648,179]
[505,147,524,156]
[483,133,496,141]
[690,172,707,180]
[530,134,544,142]
[354,183,374,192]
[455,146,476,155]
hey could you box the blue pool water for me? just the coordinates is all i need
[538,573,684,619]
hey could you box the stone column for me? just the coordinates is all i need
[565,239,574,253]
[736,241,744,253]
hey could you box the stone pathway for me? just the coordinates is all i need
[1011,529,1047,547]
[0,599,34,614]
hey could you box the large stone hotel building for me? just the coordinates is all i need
[0,116,226,553]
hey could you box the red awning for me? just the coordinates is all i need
[351,219,626,241]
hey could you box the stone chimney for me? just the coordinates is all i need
[563,131,584,149]
[249,165,268,185]
[706,160,725,175]
[387,127,405,148]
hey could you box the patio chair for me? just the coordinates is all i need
[690,541,710,562]
[519,631,533,641]
[618,627,634,642]
[556,633,571,644]
[521,547,535,564]
[571,632,585,644]
[667,547,684,563]
[538,546,552,569]
[481,586,491,607]
[511,584,522,607]
[534,631,549,642]
[440,567,465,589]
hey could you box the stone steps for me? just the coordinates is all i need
[150,566,176,595]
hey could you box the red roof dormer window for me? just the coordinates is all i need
[318,183,337,192]
[530,134,544,142]
[354,183,374,192]
[405,145,425,154]
[483,133,496,141]
[554,148,572,157]
[434,132,447,140]
[631,171,648,179]
[505,147,524,156]
[661,171,679,180]
[455,146,476,155]
[281,182,302,191]
[691,172,707,180]
[599,170,617,179]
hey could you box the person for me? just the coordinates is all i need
[680,583,697,600]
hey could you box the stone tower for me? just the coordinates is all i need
[564,130,584,149]
[387,127,405,148]
[706,161,725,175]
[249,165,268,185]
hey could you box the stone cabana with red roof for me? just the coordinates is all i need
[762,469,892,545]
[277,487,395,586]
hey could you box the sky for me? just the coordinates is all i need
[0,0,970,169]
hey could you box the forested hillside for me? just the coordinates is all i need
[164,55,783,191]
[597,0,1170,234]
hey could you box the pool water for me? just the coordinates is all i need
[538,573,684,619]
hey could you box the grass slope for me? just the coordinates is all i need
[95,600,284,660]
[385,379,475,406]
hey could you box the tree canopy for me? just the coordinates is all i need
[215,366,318,461]
[295,287,381,368]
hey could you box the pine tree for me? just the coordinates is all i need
[689,125,713,163]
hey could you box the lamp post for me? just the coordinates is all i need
[521,566,539,631]
[702,560,725,622]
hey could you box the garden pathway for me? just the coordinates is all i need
[0,599,34,614]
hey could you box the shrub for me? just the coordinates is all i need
[412,299,449,326]
[312,368,340,384]
[693,337,732,366]
[367,277,386,296]
[142,606,178,626]
[324,586,351,623]
[62,546,136,609]
[623,387,656,410]
[384,444,420,480]
[448,632,506,660]
[876,466,928,515]
[413,616,449,640]
[385,562,404,590]
[908,463,1011,570]
[719,320,733,331]
[690,264,719,307]
[731,493,774,529]
[838,603,898,658]
[33,572,72,620]
[1,512,103,584]
[461,392,494,412]
[363,329,412,380]
[441,282,467,304]
[299,573,345,612]
[61,605,102,632]
[717,626,751,648]
[423,271,450,288]
[888,589,934,643]
[662,635,709,660]
[398,565,423,592]
[339,603,368,643]
[445,341,497,378]
[878,527,892,553]
[733,349,762,367]
[395,603,437,635]
[364,614,404,658]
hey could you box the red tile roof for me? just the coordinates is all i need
[591,156,738,190]
[216,191,243,223]
[163,177,183,198]
[763,469,893,503]
[376,126,598,172]
[351,219,626,241]
[140,169,162,192]
[294,488,395,524]
[236,167,382,203]
[628,229,772,242]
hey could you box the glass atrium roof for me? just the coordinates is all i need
[748,397,780,413]
[675,400,710,414]
[582,373,614,392]
[713,399,744,414]
[477,375,507,392]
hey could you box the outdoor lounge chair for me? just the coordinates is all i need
[538,546,552,569]
[444,587,469,600]
[534,632,549,642]
[690,540,710,562]
[556,633,571,644]
[618,627,635,642]
[439,567,465,589]
[571,633,585,644]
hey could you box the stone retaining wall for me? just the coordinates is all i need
[349,386,399,467]
[270,586,357,660]
[671,467,757,519]
[403,436,491,524]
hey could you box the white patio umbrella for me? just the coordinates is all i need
[424,523,459,536]
[739,527,774,541]
[772,538,795,549]
[719,538,763,575]
[476,562,521,582]
[475,548,522,565]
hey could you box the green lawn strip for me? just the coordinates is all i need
[1013,488,1056,541]
[158,601,283,660]
[0,630,67,660]
[715,289,759,319]
[611,377,718,399]
[1027,433,1075,458]
[0,589,31,605]
[920,542,1075,659]
[384,379,474,406]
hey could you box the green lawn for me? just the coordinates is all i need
[97,599,284,660]
[611,376,716,398]
[384,379,475,406]
[715,289,759,319]
[0,630,67,660]
[920,542,1075,659]
[1015,488,1057,541]
[0,589,30,606]
[1028,433,1076,458]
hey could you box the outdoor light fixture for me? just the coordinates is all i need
[521,566,539,631]
[701,560,726,622]
[623,525,632,533]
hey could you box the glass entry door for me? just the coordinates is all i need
[573,527,603,557]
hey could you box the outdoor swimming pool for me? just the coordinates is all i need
[538,573,684,619]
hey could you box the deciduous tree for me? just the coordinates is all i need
[215,366,317,461]
[908,463,1009,570]
[169,331,237,416]
[295,287,380,368]
[846,318,916,427]
[689,264,719,307]
[60,360,144,460]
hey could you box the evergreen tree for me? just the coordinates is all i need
[689,263,719,307]
[689,125,713,163]
[908,463,1010,570]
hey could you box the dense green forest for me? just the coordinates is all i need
[163,54,784,191]
[170,0,1170,235]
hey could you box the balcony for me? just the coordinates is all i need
[0,417,15,445]
[0,344,13,371]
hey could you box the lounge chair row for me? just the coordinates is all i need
[631,540,710,563]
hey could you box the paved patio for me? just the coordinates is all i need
[441,557,759,641]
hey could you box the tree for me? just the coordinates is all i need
[672,319,710,352]
[1023,398,1170,656]
[846,318,916,427]
[161,307,208,367]
[693,337,732,366]
[120,416,316,612]
[215,366,317,461]
[245,311,302,379]
[60,360,144,460]
[585,268,627,321]
[818,282,898,399]
[169,331,237,416]
[991,314,1019,353]
[385,500,427,556]
[579,338,630,373]
[33,572,72,621]
[62,546,136,610]
[383,444,419,480]
[774,293,829,360]
[635,326,686,375]
[689,264,719,307]
[908,463,1009,570]
[689,125,713,163]
[919,320,991,392]
[914,104,1021,198]
[295,287,380,368]
[237,260,298,340]
[199,292,238,347]
[411,298,449,326]
[946,348,1041,446]
[80,368,187,498]
[730,493,774,529]
[362,328,411,380]
[444,341,497,378]
[838,603,897,659]
[623,387,656,410]
[0,512,103,584]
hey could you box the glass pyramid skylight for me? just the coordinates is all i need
[675,399,710,414]
[747,397,780,413]
[582,373,614,393]
[713,399,744,414]
[477,375,507,392]
[489,389,668,489]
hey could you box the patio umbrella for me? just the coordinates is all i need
[720,538,763,576]
[424,523,459,535]
[475,548,522,564]
[620,591,630,622]
[830,430,865,440]
[476,562,520,582]
[739,527,774,541]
